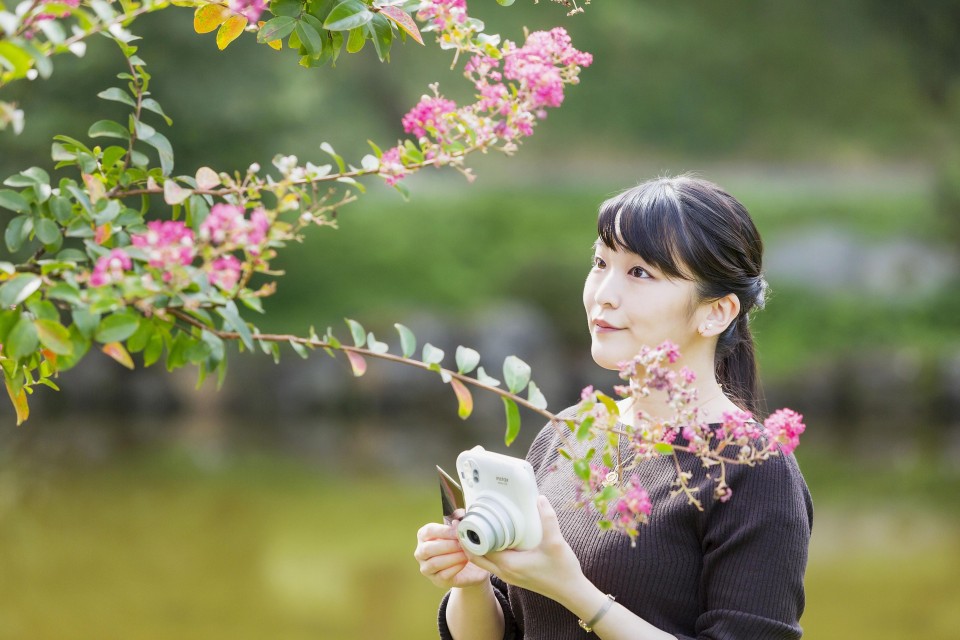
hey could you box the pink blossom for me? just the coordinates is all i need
[763,408,806,455]
[402,96,458,141]
[90,249,132,287]
[200,204,270,254]
[607,476,652,526]
[228,0,265,22]
[416,0,467,31]
[378,146,408,186]
[207,254,243,291]
[580,385,595,401]
[131,221,196,275]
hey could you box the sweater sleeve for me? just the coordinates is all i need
[674,452,813,640]
[437,575,521,640]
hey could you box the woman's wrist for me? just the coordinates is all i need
[550,572,609,622]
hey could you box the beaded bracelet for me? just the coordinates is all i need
[577,594,616,633]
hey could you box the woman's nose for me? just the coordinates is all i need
[593,271,620,308]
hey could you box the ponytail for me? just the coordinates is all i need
[716,316,762,417]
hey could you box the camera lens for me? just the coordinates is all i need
[467,530,481,545]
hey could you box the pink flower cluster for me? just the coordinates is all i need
[502,28,593,110]
[90,249,132,287]
[763,408,806,455]
[229,0,265,22]
[416,0,467,31]
[132,221,196,282]
[378,146,408,186]
[402,96,458,142]
[571,339,806,540]
[199,204,269,254]
[606,476,652,538]
[383,1,591,186]
[207,255,243,291]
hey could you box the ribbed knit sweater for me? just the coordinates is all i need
[438,409,813,640]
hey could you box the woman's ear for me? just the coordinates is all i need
[697,293,741,337]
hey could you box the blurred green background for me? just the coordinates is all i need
[2,1,960,638]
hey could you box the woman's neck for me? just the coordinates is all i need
[613,353,742,426]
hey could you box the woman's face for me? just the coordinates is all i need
[583,240,700,370]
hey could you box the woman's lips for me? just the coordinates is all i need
[593,319,623,334]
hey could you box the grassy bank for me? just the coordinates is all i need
[1,448,957,639]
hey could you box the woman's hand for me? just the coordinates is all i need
[463,495,588,605]
[415,514,491,590]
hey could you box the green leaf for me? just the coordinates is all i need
[258,15,297,42]
[271,0,301,17]
[35,218,60,245]
[126,317,154,353]
[95,311,141,344]
[0,274,41,308]
[503,397,521,446]
[365,13,392,61]
[48,195,74,224]
[35,319,74,356]
[140,131,175,176]
[4,216,31,252]
[72,308,101,339]
[0,189,29,213]
[573,458,591,481]
[455,345,480,374]
[140,98,172,126]
[88,119,131,141]
[476,366,500,387]
[97,87,136,107]
[289,339,309,359]
[143,332,164,367]
[346,25,365,52]
[422,343,444,365]
[576,416,594,441]
[527,380,548,410]
[217,300,253,350]
[597,391,620,418]
[345,318,366,347]
[394,322,415,358]
[366,331,389,354]
[654,442,675,455]
[503,355,531,394]
[46,282,81,306]
[323,0,372,31]
[7,315,39,360]
[296,20,323,55]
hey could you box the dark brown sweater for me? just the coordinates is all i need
[438,412,813,639]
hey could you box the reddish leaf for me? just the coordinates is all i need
[5,378,28,426]
[102,342,135,370]
[194,3,231,34]
[217,14,248,50]
[450,377,473,420]
[346,350,367,376]
[379,5,423,45]
[95,223,112,245]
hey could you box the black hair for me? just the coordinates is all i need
[596,175,769,417]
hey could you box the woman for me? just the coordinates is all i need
[414,176,813,639]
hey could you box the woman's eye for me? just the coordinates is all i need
[629,266,651,279]
[592,256,605,269]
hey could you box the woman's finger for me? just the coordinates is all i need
[420,550,469,576]
[414,538,463,562]
[417,522,458,541]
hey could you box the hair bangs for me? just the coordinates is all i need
[596,181,692,281]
